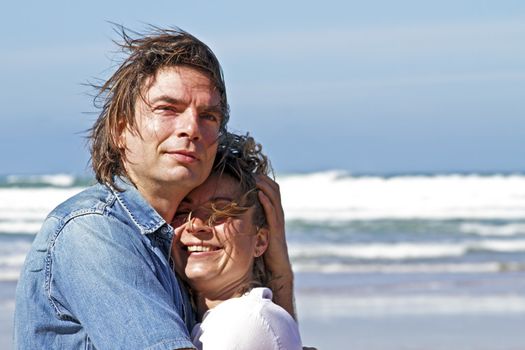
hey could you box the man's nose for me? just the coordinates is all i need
[176,108,201,140]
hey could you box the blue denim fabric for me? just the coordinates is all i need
[14,177,196,349]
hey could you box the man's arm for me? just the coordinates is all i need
[50,215,195,349]
[256,175,296,319]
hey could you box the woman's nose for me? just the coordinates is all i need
[186,215,213,238]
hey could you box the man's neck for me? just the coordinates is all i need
[135,180,189,223]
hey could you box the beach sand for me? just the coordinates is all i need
[294,270,525,350]
[3,278,525,350]
[296,292,525,350]
[0,282,15,348]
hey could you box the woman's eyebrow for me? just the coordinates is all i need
[179,197,192,205]
[209,196,234,202]
[178,196,233,208]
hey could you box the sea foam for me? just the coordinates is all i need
[0,187,84,234]
[297,295,525,317]
[6,174,76,187]
[289,239,525,260]
[459,222,525,236]
[278,172,525,220]
[2,173,525,228]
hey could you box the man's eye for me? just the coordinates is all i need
[156,106,178,114]
[201,113,220,122]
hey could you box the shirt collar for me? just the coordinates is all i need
[110,176,168,235]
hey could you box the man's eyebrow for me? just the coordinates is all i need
[149,95,222,113]
[201,104,223,114]
[149,95,182,105]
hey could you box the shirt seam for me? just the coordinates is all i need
[253,304,287,350]
[144,338,196,350]
[45,211,107,320]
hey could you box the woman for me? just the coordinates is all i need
[171,133,303,350]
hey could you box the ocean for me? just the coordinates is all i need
[2,172,525,349]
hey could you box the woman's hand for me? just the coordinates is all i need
[256,174,296,318]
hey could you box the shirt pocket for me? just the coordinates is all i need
[27,217,59,272]
[26,248,46,272]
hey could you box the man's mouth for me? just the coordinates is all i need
[166,150,199,163]
[175,150,198,159]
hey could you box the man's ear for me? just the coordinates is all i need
[116,119,128,149]
[254,227,269,258]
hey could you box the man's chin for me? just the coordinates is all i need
[163,168,203,186]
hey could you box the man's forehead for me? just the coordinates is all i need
[139,70,219,108]
[146,66,215,90]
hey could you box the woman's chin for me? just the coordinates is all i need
[184,267,215,286]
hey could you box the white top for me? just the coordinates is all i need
[191,287,303,350]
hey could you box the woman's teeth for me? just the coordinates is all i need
[187,245,216,252]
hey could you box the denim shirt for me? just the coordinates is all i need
[14,177,196,349]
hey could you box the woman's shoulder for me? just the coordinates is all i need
[211,287,291,321]
[243,287,293,320]
[194,288,303,350]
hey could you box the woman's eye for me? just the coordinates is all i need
[211,200,232,210]
[211,214,229,225]
[172,211,190,225]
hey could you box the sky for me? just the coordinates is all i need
[1,0,524,176]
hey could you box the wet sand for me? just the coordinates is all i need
[3,279,525,350]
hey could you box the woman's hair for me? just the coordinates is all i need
[89,25,229,189]
[212,132,273,292]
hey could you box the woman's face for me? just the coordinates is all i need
[171,173,267,296]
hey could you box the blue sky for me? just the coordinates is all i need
[1,0,524,175]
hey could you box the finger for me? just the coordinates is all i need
[258,190,277,223]
[171,223,186,244]
[256,174,280,195]
[255,174,280,195]
[256,178,283,213]
[259,190,285,233]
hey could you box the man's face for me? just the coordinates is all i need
[119,66,222,193]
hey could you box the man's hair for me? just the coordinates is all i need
[89,25,229,188]
[212,132,273,291]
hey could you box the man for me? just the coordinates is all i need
[14,27,294,349]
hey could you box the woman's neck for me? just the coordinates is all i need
[192,277,253,320]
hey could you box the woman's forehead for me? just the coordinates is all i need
[185,173,241,204]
